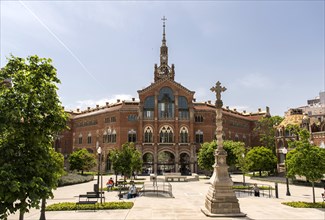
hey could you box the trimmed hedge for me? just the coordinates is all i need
[46,202,134,211]
[58,173,94,187]
[282,201,324,208]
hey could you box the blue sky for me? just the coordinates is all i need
[1,1,324,116]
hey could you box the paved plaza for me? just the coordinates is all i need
[7,174,325,220]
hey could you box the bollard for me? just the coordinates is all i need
[275,182,278,198]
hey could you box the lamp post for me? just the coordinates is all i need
[96,141,102,203]
[282,148,291,196]
[242,153,246,186]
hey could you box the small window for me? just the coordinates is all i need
[78,134,82,144]
[144,126,153,143]
[195,115,203,122]
[128,115,137,121]
[112,130,117,143]
[179,127,189,143]
[128,129,137,143]
[195,130,203,143]
[111,117,116,122]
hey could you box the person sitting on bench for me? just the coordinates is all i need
[106,177,114,192]
[127,183,137,199]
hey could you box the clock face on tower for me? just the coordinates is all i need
[161,55,167,61]
[160,66,169,75]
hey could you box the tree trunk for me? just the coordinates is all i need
[19,210,24,220]
[312,181,315,203]
[259,170,262,177]
[39,198,46,220]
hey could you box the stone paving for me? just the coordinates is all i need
[7,174,325,220]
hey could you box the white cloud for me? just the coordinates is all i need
[233,73,274,89]
[70,94,137,110]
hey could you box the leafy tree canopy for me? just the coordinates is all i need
[68,148,96,174]
[197,140,247,172]
[286,129,325,203]
[245,146,277,176]
[254,116,283,154]
[0,55,67,219]
[109,142,142,180]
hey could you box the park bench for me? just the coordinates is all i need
[86,191,106,202]
[76,194,97,211]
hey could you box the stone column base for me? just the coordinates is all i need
[201,207,247,217]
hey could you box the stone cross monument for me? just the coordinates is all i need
[201,81,246,217]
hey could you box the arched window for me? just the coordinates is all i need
[144,96,154,119]
[111,129,117,143]
[158,87,174,119]
[78,133,83,144]
[195,130,203,144]
[128,129,137,143]
[159,125,174,143]
[235,134,239,142]
[179,126,189,143]
[107,128,112,143]
[87,133,92,144]
[144,126,153,143]
[103,130,107,143]
[178,96,189,120]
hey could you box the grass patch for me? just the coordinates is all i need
[46,201,134,211]
[282,201,324,208]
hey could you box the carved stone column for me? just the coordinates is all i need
[201,81,246,217]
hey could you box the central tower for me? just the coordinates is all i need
[154,16,175,82]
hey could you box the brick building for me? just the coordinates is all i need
[275,92,325,173]
[56,20,269,174]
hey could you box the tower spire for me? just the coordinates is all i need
[161,16,167,46]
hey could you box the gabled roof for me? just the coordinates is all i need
[137,77,195,95]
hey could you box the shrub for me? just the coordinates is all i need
[58,173,94,187]
[282,201,324,208]
[46,202,134,211]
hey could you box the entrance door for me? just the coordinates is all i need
[179,153,191,175]
[157,151,175,175]
[142,153,154,175]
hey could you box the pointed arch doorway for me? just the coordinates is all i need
[157,151,175,175]
[142,152,154,175]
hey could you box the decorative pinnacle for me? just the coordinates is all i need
[161,16,167,46]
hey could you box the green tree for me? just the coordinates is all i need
[223,141,246,167]
[254,116,284,154]
[39,148,64,220]
[68,148,96,174]
[246,146,277,176]
[109,142,143,181]
[197,140,247,173]
[0,55,68,220]
[197,141,217,172]
[286,129,325,203]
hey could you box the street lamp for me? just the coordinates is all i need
[242,153,246,186]
[282,148,291,196]
[96,141,102,203]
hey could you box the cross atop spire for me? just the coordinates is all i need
[161,16,167,46]
[210,81,227,101]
